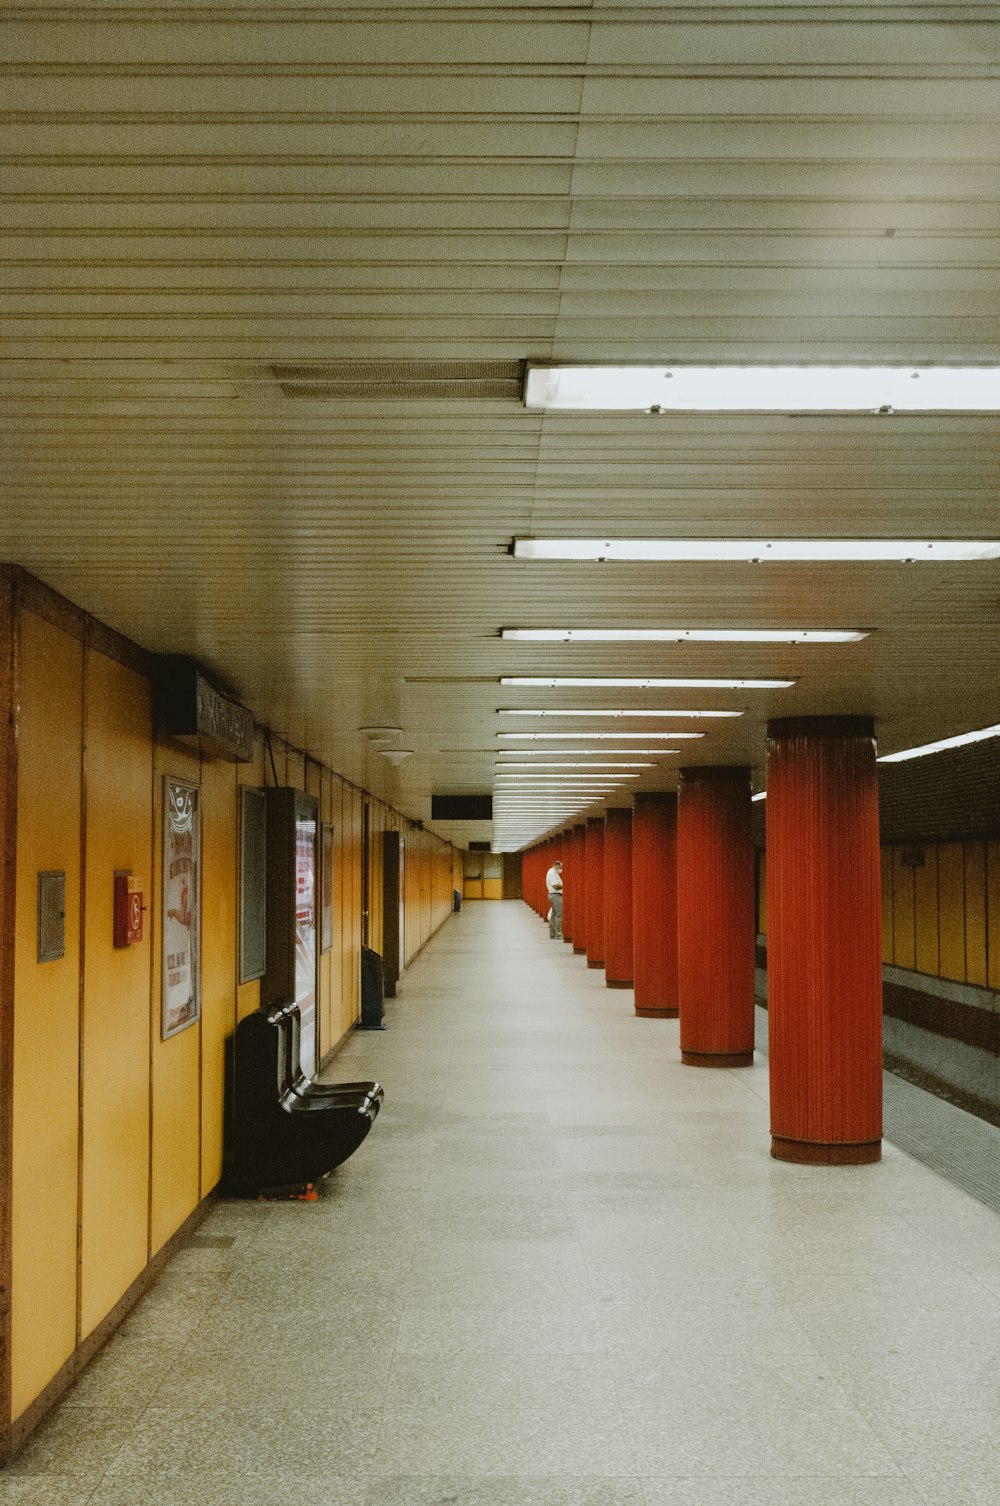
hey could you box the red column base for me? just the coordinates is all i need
[681,1049,753,1067]
[573,944,587,955]
[587,959,604,969]
[771,1135,881,1165]
[635,1006,679,1019]
[606,978,633,989]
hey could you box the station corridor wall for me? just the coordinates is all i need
[0,567,459,1457]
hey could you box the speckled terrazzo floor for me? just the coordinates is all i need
[7,901,1000,1506]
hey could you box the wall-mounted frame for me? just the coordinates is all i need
[37,870,66,963]
[239,787,267,982]
[321,822,334,954]
[162,776,201,1039]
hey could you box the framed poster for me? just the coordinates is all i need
[162,776,201,1039]
[321,822,334,954]
[294,805,318,1076]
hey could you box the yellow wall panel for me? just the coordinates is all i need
[11,612,83,1418]
[80,651,153,1338]
[988,840,1000,991]
[937,841,967,983]
[891,848,916,972]
[483,878,502,901]
[913,845,940,978]
[199,756,237,1196]
[963,840,988,988]
[150,743,202,1256]
[464,879,484,901]
[880,847,894,964]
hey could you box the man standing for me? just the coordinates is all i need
[545,858,564,939]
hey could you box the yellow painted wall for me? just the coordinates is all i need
[8,598,460,1431]
[964,841,988,987]
[913,846,939,977]
[11,613,83,1416]
[891,847,916,972]
[879,839,996,990]
[198,756,237,1198]
[937,841,967,982]
[79,649,153,1338]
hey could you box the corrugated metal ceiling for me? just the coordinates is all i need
[2,2,999,846]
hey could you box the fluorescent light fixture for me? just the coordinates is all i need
[512,537,1000,563]
[498,731,702,741]
[493,783,641,795]
[752,791,767,803]
[497,762,654,770]
[501,676,795,689]
[877,721,1000,763]
[523,364,1000,413]
[498,746,681,756]
[502,628,869,644]
[499,708,741,719]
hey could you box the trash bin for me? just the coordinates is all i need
[359,945,387,1030]
[453,888,462,912]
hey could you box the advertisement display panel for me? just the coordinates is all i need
[163,777,200,1038]
[294,809,318,1077]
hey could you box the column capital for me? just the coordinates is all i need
[678,764,751,784]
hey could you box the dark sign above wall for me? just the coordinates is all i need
[431,794,492,821]
[153,656,255,762]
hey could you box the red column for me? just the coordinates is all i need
[766,716,882,1165]
[677,767,754,1066]
[572,824,588,954]
[585,817,605,968]
[632,792,678,1018]
[560,829,575,945]
[603,806,633,988]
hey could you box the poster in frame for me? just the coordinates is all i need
[321,823,334,954]
[162,776,201,1039]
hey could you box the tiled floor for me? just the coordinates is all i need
[7,901,1000,1505]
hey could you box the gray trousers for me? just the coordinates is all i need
[548,891,563,938]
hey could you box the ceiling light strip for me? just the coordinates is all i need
[512,538,1000,563]
[523,365,1000,413]
[502,628,868,643]
[498,708,741,719]
[877,722,1000,763]
[501,676,795,689]
[498,731,701,741]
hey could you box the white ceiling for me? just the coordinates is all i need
[3,3,999,848]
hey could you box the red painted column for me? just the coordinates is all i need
[585,817,605,968]
[632,792,678,1018]
[572,824,588,955]
[603,807,633,988]
[560,829,575,945]
[677,767,754,1066]
[766,716,882,1165]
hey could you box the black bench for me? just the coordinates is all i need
[225,1001,383,1196]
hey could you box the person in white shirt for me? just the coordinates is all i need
[545,859,563,939]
